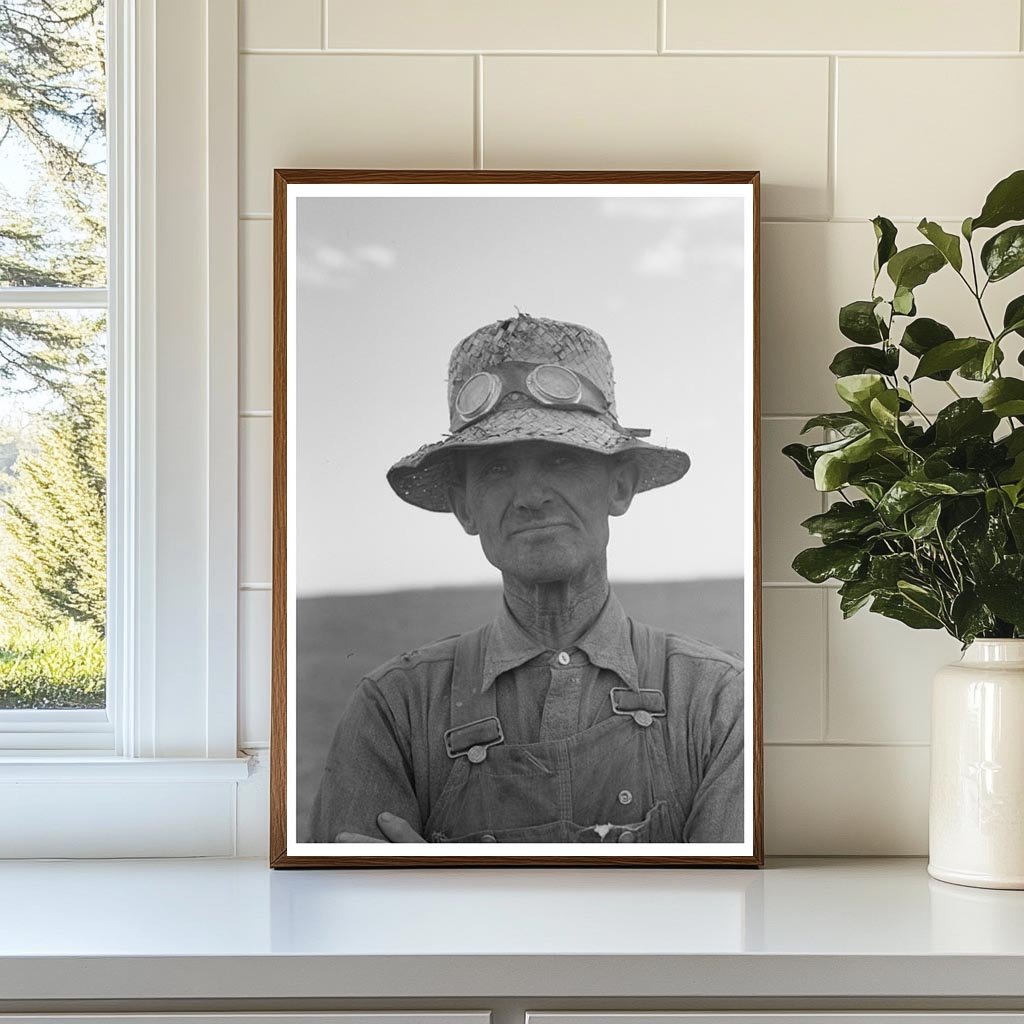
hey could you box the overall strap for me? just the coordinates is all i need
[609,619,668,726]
[445,625,504,763]
[630,618,668,692]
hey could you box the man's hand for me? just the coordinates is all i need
[334,811,426,843]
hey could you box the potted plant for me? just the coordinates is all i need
[785,169,1024,889]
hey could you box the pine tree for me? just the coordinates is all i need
[0,369,105,633]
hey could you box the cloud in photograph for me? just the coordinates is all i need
[298,242,398,287]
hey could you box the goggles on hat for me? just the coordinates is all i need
[451,361,610,432]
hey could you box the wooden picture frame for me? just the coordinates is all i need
[271,170,763,867]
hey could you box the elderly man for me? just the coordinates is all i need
[309,313,744,844]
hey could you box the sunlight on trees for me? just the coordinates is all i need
[0,1,107,709]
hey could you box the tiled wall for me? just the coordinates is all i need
[236,0,1024,854]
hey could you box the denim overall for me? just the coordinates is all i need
[424,619,683,843]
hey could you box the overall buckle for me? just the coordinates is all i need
[444,715,505,763]
[610,687,667,728]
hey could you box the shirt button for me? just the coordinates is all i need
[467,745,487,764]
[480,833,497,843]
[618,830,637,843]
[633,710,653,727]
[557,651,570,666]
[618,789,633,805]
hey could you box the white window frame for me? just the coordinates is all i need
[0,0,249,857]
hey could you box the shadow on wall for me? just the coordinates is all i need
[296,578,744,841]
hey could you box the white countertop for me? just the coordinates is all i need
[3,857,1024,1002]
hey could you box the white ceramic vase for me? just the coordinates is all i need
[929,638,1024,889]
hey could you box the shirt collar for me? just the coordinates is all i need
[481,590,639,692]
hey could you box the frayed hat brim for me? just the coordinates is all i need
[387,405,691,513]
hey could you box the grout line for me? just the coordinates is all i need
[827,56,838,220]
[820,587,830,742]
[321,0,328,50]
[474,55,484,169]
[240,213,271,221]
[657,0,666,54]
[1021,0,1024,52]
[238,47,1024,57]
[762,580,840,589]
[240,410,272,418]
[766,740,931,748]
[240,583,272,591]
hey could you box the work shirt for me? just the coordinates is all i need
[308,591,745,843]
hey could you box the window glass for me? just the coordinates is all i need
[0,1,107,711]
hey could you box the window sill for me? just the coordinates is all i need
[0,754,252,782]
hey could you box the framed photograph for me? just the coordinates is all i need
[270,170,762,867]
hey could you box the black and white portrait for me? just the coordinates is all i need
[275,174,760,865]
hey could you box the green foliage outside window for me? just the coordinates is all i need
[0,1,107,708]
[785,170,1024,647]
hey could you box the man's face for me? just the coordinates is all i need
[448,441,639,586]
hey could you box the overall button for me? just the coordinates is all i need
[556,651,570,666]
[618,830,637,843]
[467,745,487,764]
[617,789,633,805]
[633,710,654,727]
[480,833,497,843]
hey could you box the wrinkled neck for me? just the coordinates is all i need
[501,562,610,651]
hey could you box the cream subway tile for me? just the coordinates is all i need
[762,587,825,743]
[826,596,962,744]
[761,417,824,584]
[836,58,1024,221]
[240,55,474,214]
[765,744,929,854]
[761,221,1017,416]
[665,0,1020,53]
[240,417,273,587]
[240,219,273,412]
[239,589,272,747]
[327,0,657,51]
[240,0,321,50]
[483,56,830,220]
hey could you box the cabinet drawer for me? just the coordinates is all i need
[529,1016,1024,1024]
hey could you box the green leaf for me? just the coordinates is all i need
[877,479,958,524]
[959,344,1004,381]
[792,543,866,584]
[839,300,886,345]
[836,373,886,413]
[981,225,1024,283]
[868,389,902,430]
[887,244,946,291]
[838,579,879,618]
[868,552,915,587]
[933,399,999,444]
[871,593,943,630]
[980,378,1024,418]
[892,286,916,316]
[917,219,963,272]
[962,216,974,241]
[872,216,898,277]
[911,337,987,381]
[971,169,1024,232]
[900,317,955,363]
[782,442,815,479]
[1003,295,1024,339]
[829,345,899,378]
[982,341,1000,381]
[976,578,1024,629]
[800,413,866,435]
[908,500,943,539]
[950,593,996,644]
[800,500,879,543]
[814,450,850,491]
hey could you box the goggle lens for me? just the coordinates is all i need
[455,372,499,419]
[529,364,582,404]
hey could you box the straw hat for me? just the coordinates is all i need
[387,313,691,513]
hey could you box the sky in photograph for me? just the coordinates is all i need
[295,195,748,596]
